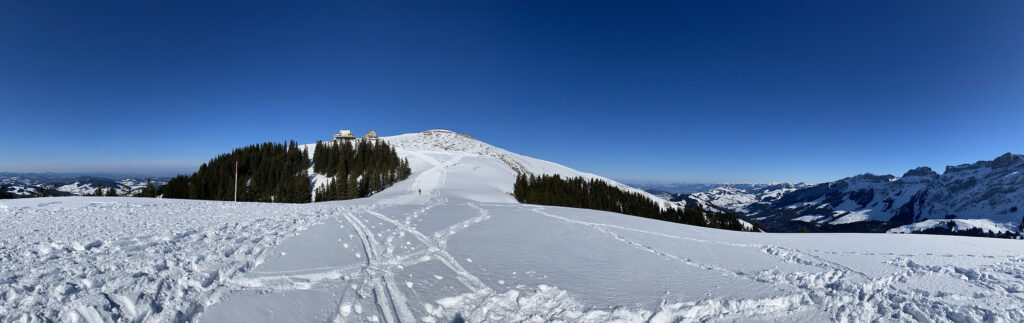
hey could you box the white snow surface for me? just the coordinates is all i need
[689,186,757,213]
[3,130,1024,322]
[689,184,805,214]
[790,215,825,223]
[829,209,874,225]
[888,219,1017,235]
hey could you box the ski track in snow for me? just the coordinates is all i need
[3,130,1024,322]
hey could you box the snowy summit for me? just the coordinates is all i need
[2,130,1023,322]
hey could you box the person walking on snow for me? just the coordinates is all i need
[419,189,421,195]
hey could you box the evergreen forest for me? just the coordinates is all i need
[161,141,312,203]
[159,139,410,203]
[311,139,411,202]
[514,174,764,232]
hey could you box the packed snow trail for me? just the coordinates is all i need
[2,130,1024,322]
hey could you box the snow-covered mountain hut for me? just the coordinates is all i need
[364,130,378,140]
[333,130,355,141]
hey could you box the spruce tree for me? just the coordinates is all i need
[94,184,103,196]
[309,138,410,202]
[138,179,157,197]
[513,174,764,232]
[0,185,12,199]
[1019,215,1023,237]
[345,174,358,199]
[106,187,117,196]
[33,185,48,197]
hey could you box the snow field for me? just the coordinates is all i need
[0,197,330,322]
[3,130,1024,322]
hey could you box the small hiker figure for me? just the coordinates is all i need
[418,189,422,195]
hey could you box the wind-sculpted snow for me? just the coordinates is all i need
[3,131,1024,322]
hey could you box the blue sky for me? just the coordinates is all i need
[1,1,1022,183]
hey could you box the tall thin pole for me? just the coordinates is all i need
[234,160,238,202]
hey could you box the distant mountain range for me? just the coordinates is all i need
[625,182,796,195]
[652,153,1024,238]
[0,172,168,197]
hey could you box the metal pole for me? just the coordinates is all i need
[234,160,238,202]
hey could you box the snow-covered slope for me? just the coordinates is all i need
[3,131,1024,322]
[685,183,806,214]
[0,173,166,197]
[690,154,1024,235]
[304,130,676,209]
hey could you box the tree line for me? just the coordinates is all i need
[514,174,765,232]
[312,139,411,202]
[87,180,159,197]
[161,141,312,203]
[0,185,14,199]
[157,139,410,203]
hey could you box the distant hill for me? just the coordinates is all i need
[0,172,168,197]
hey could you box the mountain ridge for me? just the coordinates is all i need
[681,152,1024,237]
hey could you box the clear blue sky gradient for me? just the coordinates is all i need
[1,1,1022,183]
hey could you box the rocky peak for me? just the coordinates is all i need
[991,152,1021,168]
[945,152,1022,173]
[848,173,896,183]
[902,166,939,178]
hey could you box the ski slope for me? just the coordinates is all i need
[2,130,1024,322]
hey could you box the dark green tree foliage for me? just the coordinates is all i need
[916,225,1018,239]
[514,174,764,232]
[1019,215,1023,236]
[137,179,158,198]
[0,185,14,199]
[105,187,118,196]
[94,184,103,196]
[312,139,411,202]
[159,175,190,199]
[33,184,56,197]
[161,141,311,203]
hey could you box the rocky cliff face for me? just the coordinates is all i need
[690,153,1024,236]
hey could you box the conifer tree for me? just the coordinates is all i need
[345,174,359,199]
[1019,215,1024,237]
[105,187,117,196]
[310,139,410,202]
[152,138,409,203]
[33,185,49,197]
[94,184,103,196]
[138,179,157,197]
[513,174,765,232]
